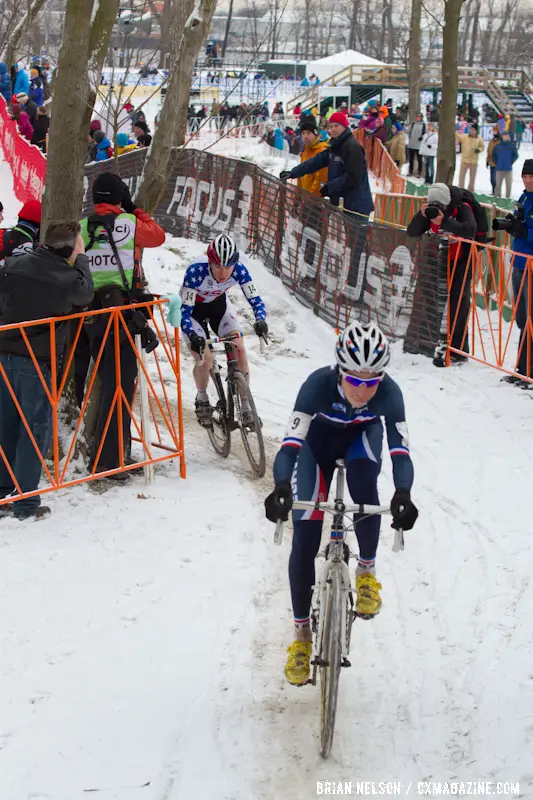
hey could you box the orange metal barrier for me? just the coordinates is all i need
[354,129,407,195]
[0,298,185,508]
[443,235,533,379]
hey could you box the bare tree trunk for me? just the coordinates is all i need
[408,0,422,123]
[436,0,462,184]
[468,0,481,66]
[349,0,358,50]
[222,0,234,58]
[5,0,47,67]
[134,0,218,215]
[81,0,120,139]
[42,0,116,233]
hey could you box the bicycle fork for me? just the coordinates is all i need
[308,557,355,685]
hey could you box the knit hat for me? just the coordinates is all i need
[427,183,451,207]
[392,121,403,132]
[116,132,130,147]
[93,129,106,143]
[328,111,349,128]
[134,120,148,133]
[18,199,42,224]
[300,116,318,134]
[522,160,533,176]
[89,119,102,132]
[30,68,39,78]
[379,105,389,117]
[93,172,124,206]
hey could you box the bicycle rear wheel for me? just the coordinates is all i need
[234,371,266,477]
[319,563,343,758]
[208,369,231,458]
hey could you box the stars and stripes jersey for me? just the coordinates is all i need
[179,259,266,336]
[273,365,414,490]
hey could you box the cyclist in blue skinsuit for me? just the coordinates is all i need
[265,321,419,685]
[179,233,268,427]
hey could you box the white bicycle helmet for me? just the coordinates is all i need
[207,233,239,267]
[335,321,390,373]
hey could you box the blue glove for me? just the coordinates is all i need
[163,294,182,328]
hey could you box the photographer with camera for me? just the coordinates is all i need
[407,183,477,367]
[493,159,533,385]
[80,172,165,479]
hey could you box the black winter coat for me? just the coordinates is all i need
[0,247,94,361]
[289,128,374,215]
[31,114,50,149]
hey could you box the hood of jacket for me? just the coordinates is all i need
[96,136,111,151]
[0,62,7,75]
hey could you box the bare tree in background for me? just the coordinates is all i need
[135,0,218,214]
[407,0,422,122]
[1,0,48,64]
[436,0,463,183]
[42,0,117,230]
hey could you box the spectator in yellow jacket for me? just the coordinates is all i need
[456,124,484,192]
[297,117,328,196]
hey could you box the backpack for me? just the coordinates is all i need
[458,188,489,243]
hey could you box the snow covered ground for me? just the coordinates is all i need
[1,153,533,799]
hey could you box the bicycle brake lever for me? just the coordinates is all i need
[392,528,404,553]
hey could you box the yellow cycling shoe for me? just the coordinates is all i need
[355,573,382,619]
[284,640,312,686]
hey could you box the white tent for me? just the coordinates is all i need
[306,50,385,84]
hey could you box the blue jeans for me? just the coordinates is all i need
[512,266,533,378]
[0,354,52,517]
[289,423,383,622]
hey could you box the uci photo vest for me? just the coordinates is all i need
[80,212,137,291]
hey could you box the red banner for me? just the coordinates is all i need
[0,96,46,204]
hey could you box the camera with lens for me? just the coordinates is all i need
[492,203,526,237]
[424,201,447,220]
[128,308,159,353]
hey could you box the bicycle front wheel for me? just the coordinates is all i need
[319,563,343,758]
[208,369,231,458]
[234,371,266,478]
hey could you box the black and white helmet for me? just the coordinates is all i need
[335,321,390,373]
[207,233,239,268]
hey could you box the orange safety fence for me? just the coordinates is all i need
[354,129,407,196]
[373,192,515,246]
[0,298,185,508]
[443,235,533,379]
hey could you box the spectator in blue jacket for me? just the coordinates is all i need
[0,63,11,104]
[28,68,44,106]
[280,111,374,216]
[273,128,285,150]
[493,132,518,198]
[93,130,112,161]
[505,159,533,384]
[13,62,29,96]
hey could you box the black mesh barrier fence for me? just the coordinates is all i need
[83,149,443,356]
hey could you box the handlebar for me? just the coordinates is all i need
[198,331,269,364]
[273,501,404,553]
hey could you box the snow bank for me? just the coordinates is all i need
[1,157,533,795]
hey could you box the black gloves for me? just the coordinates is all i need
[189,332,206,356]
[265,481,293,522]
[319,183,329,197]
[391,488,418,531]
[254,319,268,337]
[122,183,137,214]
[279,170,291,184]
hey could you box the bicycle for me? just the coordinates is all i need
[274,458,404,758]
[202,331,266,478]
